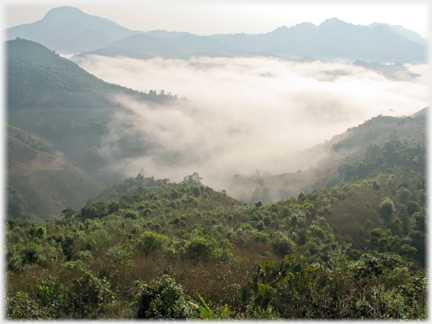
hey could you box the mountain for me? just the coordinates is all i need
[74,33,267,60]
[7,125,103,221]
[368,22,427,45]
[6,6,139,53]
[143,30,195,39]
[7,6,426,63]
[78,17,425,63]
[210,18,426,63]
[7,38,175,183]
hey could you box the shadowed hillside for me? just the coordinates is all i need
[7,125,103,221]
[7,38,176,181]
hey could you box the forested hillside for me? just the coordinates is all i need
[6,115,427,318]
[7,38,181,219]
[7,38,176,180]
[7,125,103,221]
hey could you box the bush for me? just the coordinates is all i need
[124,211,138,219]
[134,275,196,319]
[139,232,170,256]
[192,186,201,197]
[6,291,51,319]
[63,271,114,318]
[379,198,395,221]
[184,237,214,262]
[252,231,270,244]
[271,234,295,257]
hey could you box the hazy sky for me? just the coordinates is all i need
[3,0,429,38]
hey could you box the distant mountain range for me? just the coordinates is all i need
[6,6,426,63]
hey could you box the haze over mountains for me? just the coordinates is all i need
[5,6,428,221]
[4,7,427,320]
[7,6,426,63]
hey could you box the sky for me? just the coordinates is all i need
[3,0,430,38]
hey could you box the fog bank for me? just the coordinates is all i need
[74,55,427,192]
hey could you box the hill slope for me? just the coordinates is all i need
[7,125,103,221]
[7,38,175,180]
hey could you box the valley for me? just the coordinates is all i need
[4,5,428,320]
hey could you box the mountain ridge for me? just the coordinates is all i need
[6,6,426,63]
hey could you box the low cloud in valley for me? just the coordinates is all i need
[73,55,427,191]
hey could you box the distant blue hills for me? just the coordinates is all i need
[6,6,426,63]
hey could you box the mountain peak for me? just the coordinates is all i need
[320,18,345,26]
[43,6,85,20]
[271,25,288,32]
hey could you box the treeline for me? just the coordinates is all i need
[6,165,426,319]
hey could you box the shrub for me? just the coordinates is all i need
[271,234,295,257]
[6,291,51,319]
[139,232,170,256]
[108,201,120,214]
[252,232,270,244]
[184,237,214,262]
[238,222,254,232]
[63,271,114,318]
[134,275,196,319]
[379,198,395,221]
[192,186,201,197]
[124,211,138,219]
[34,226,46,238]
[23,241,40,264]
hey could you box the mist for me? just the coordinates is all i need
[72,55,427,194]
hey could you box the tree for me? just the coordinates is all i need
[61,207,76,220]
[379,198,394,221]
[192,186,201,197]
[183,172,202,185]
[135,275,195,319]
[139,232,170,256]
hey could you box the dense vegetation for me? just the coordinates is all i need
[6,139,427,319]
[7,125,103,221]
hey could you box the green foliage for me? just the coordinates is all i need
[139,232,170,256]
[7,291,51,319]
[197,294,228,319]
[238,253,426,319]
[379,198,394,221]
[5,168,426,319]
[7,186,30,221]
[134,275,196,319]
[184,237,215,262]
[270,233,295,257]
[63,271,114,318]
